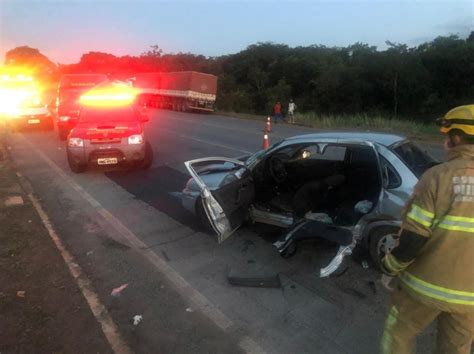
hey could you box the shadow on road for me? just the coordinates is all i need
[105,165,205,231]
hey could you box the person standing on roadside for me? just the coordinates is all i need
[379,104,474,354]
[288,99,297,124]
[273,101,283,123]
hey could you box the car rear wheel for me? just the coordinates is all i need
[369,226,399,271]
[67,152,86,173]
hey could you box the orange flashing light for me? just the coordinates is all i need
[79,85,139,108]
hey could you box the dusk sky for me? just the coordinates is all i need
[1,0,472,64]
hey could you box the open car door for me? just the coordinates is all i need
[185,157,255,243]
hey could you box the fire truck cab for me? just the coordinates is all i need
[66,82,153,173]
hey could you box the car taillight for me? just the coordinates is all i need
[68,137,84,147]
[128,134,144,145]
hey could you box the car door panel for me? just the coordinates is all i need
[185,157,254,243]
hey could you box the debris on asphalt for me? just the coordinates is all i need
[86,250,94,256]
[361,260,369,269]
[342,288,366,299]
[185,308,194,313]
[5,196,24,207]
[133,315,143,326]
[227,273,282,288]
[28,220,32,223]
[368,281,377,295]
[111,283,129,297]
[161,250,170,261]
[16,290,26,298]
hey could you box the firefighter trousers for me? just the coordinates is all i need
[381,286,474,354]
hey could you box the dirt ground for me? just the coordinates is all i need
[0,149,112,353]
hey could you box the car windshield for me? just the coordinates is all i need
[79,107,138,123]
[392,141,439,178]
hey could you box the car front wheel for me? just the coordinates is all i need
[369,226,399,271]
[67,152,86,173]
[141,142,154,169]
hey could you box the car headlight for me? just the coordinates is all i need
[68,137,84,147]
[128,134,144,145]
[59,116,70,122]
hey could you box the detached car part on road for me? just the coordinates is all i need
[181,132,439,277]
[66,105,153,173]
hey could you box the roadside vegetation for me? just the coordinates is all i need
[219,111,441,140]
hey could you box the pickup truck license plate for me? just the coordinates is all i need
[97,157,118,165]
[28,119,40,124]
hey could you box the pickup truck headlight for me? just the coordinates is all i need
[59,116,70,122]
[128,134,144,145]
[68,137,84,148]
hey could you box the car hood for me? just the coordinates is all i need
[71,121,141,139]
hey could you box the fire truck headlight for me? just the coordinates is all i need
[68,137,84,148]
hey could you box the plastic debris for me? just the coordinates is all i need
[133,315,143,326]
[354,200,373,214]
[111,283,128,297]
[86,250,94,256]
[185,308,194,313]
[361,260,369,269]
[304,212,332,224]
[16,290,26,298]
[5,196,24,207]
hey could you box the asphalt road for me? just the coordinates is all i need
[5,110,439,354]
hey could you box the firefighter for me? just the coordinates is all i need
[380,104,474,354]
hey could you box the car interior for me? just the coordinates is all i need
[252,143,382,227]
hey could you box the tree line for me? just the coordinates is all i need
[5,32,474,121]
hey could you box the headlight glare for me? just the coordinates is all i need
[128,134,144,145]
[68,137,84,147]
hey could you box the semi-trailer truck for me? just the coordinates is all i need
[132,71,217,112]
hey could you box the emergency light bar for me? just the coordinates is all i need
[79,83,139,107]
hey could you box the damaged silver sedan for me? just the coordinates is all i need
[181,132,439,277]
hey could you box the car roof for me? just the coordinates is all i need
[284,131,407,147]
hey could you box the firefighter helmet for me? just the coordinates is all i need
[437,104,474,136]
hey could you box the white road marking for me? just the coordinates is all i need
[160,127,253,154]
[20,136,266,354]
[18,181,131,354]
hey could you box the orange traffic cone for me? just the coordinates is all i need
[262,133,270,149]
[265,116,272,133]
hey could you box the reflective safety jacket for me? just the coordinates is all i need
[384,144,474,312]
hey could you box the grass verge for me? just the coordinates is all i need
[216,111,442,142]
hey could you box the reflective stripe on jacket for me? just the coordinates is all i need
[388,145,474,312]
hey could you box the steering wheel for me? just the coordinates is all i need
[269,155,288,183]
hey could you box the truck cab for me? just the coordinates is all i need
[56,74,108,140]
